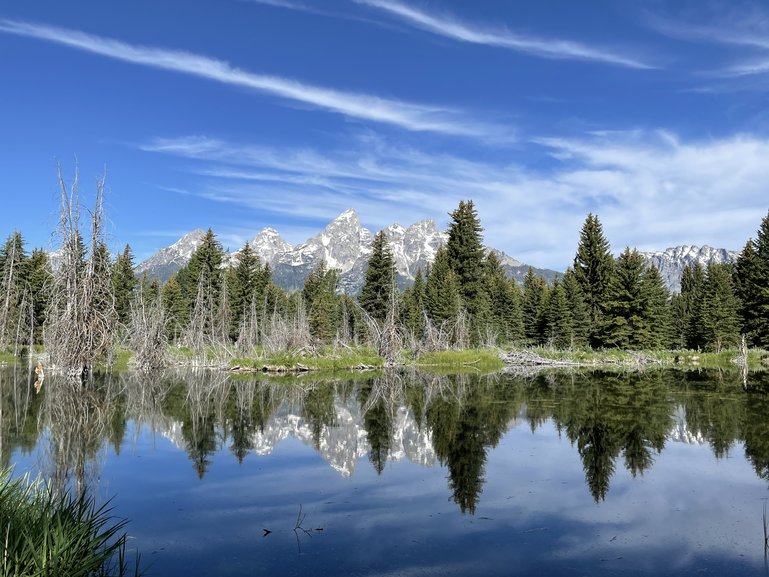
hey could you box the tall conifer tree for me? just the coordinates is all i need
[27,248,52,343]
[562,268,590,348]
[736,210,769,347]
[424,246,460,325]
[573,214,614,347]
[600,248,646,349]
[522,268,547,345]
[112,244,137,326]
[680,263,706,349]
[446,200,486,316]
[639,264,671,349]
[701,263,741,352]
[359,231,397,323]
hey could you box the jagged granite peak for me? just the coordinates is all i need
[638,245,738,293]
[135,229,206,282]
[279,207,373,274]
[250,227,293,267]
[384,219,446,278]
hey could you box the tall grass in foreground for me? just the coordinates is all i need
[0,468,142,577]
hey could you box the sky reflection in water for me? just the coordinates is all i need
[4,368,769,576]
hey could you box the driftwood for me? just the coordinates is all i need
[499,351,579,367]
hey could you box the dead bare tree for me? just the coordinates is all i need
[260,298,312,354]
[44,165,118,378]
[181,271,211,354]
[235,298,260,356]
[421,311,452,352]
[360,293,402,367]
[128,283,168,371]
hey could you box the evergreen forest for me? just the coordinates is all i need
[2,181,768,376]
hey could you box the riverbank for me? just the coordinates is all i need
[7,344,768,375]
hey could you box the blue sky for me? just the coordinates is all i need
[1,0,769,270]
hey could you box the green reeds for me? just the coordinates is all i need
[0,468,142,577]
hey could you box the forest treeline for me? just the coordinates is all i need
[1,181,768,374]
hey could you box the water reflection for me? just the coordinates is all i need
[3,367,769,509]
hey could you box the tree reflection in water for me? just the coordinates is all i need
[3,366,769,509]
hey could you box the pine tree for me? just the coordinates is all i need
[734,239,763,346]
[736,210,769,347]
[162,275,187,339]
[446,200,486,316]
[701,263,741,352]
[522,268,547,345]
[679,263,706,349]
[600,248,646,349]
[112,244,137,326]
[26,248,52,343]
[228,242,270,339]
[639,264,671,349]
[424,246,460,325]
[562,268,590,348]
[401,268,426,337]
[484,252,524,345]
[543,279,572,349]
[0,232,29,345]
[176,228,224,336]
[359,231,396,323]
[573,214,614,346]
[303,260,339,342]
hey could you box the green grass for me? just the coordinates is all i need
[0,350,16,364]
[411,349,504,372]
[0,468,142,577]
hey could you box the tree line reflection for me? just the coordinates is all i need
[2,367,769,510]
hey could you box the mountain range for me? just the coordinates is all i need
[135,208,739,293]
[135,208,558,293]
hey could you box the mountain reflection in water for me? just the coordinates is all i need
[3,367,769,576]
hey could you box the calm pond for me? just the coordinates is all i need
[3,367,769,576]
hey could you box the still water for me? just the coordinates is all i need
[3,367,769,576]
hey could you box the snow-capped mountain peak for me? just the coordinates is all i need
[638,245,738,293]
[135,229,206,280]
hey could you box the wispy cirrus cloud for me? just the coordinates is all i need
[354,0,655,69]
[646,5,769,78]
[139,131,768,269]
[0,18,504,138]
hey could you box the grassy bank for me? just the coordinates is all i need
[0,468,141,577]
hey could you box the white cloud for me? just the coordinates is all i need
[0,18,506,138]
[355,0,654,69]
[139,130,769,271]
